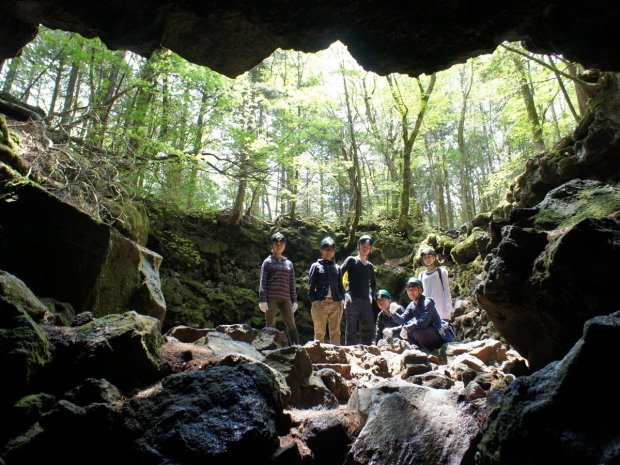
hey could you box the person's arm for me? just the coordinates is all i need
[375,315,384,342]
[369,264,377,300]
[411,296,436,328]
[392,302,414,326]
[340,256,352,274]
[441,267,453,315]
[308,263,319,302]
[259,258,269,302]
[336,264,346,299]
[340,257,352,301]
[290,261,297,303]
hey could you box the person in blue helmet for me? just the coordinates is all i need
[258,232,299,345]
[340,234,376,345]
[390,277,444,351]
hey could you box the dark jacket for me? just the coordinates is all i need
[308,258,346,302]
[392,294,444,351]
[375,303,404,342]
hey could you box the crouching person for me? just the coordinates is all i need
[392,277,444,351]
[374,289,404,343]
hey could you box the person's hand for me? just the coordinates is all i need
[258,302,268,313]
[344,294,351,304]
[382,327,393,338]
[400,327,408,340]
[389,302,400,314]
[292,302,298,313]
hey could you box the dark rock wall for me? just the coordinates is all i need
[2,1,620,78]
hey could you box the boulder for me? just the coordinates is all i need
[0,165,166,321]
[476,311,620,465]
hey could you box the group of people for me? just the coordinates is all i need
[258,232,453,351]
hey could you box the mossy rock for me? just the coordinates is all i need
[104,199,150,246]
[451,257,483,297]
[0,271,52,407]
[0,116,33,178]
[451,227,484,265]
[205,283,262,327]
[532,179,620,231]
[375,263,409,297]
[414,233,457,266]
[0,309,51,407]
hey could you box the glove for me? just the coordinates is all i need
[382,327,393,338]
[389,302,400,315]
[344,294,351,304]
[258,302,268,313]
[292,302,298,313]
[400,327,408,340]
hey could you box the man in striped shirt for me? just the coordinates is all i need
[258,232,299,345]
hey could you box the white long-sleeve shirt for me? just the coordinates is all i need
[419,267,453,320]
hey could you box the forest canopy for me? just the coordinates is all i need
[0,28,589,235]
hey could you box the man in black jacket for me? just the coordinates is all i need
[341,234,376,345]
[308,237,346,344]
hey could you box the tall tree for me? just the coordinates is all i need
[386,72,436,235]
[457,62,475,221]
[339,61,363,248]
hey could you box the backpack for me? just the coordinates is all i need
[438,319,456,343]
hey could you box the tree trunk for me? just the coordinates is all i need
[457,63,474,221]
[230,149,249,225]
[512,55,545,153]
[59,62,79,130]
[387,73,436,235]
[1,57,20,94]
[547,56,579,123]
[567,62,589,116]
[47,54,65,120]
[340,61,362,247]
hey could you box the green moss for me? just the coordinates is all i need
[532,185,620,230]
[414,233,457,264]
[206,284,260,326]
[0,116,30,176]
[13,393,56,419]
[452,257,483,297]
[105,199,150,245]
[159,230,203,267]
[451,227,484,265]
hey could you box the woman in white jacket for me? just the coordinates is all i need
[418,247,453,321]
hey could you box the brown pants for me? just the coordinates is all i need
[266,297,296,331]
[311,300,343,345]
